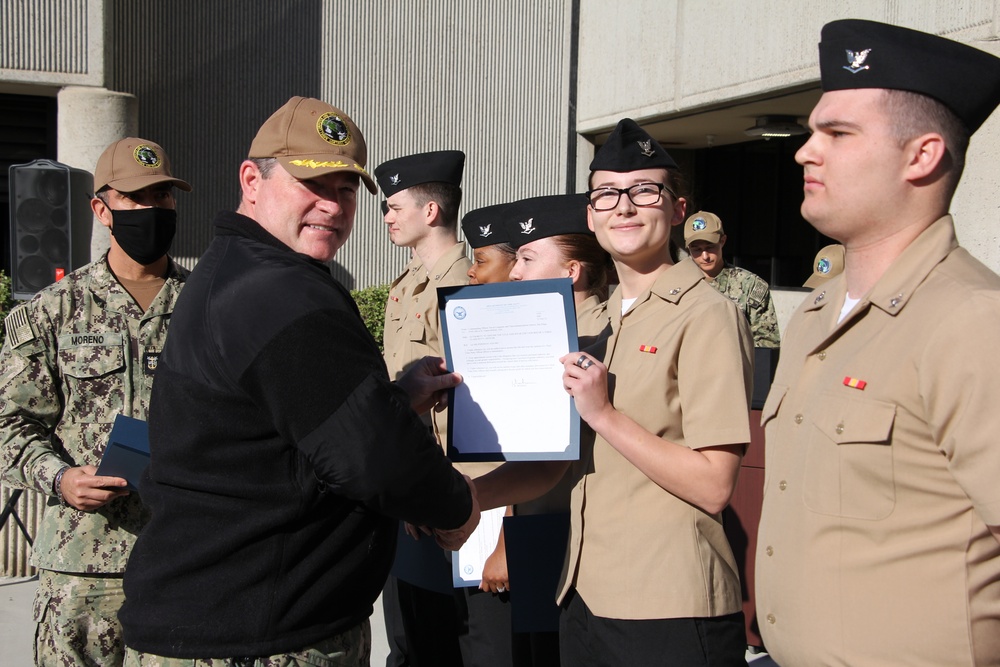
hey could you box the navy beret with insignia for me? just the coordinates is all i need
[503,194,591,249]
[461,202,518,248]
[589,118,678,173]
[819,19,1000,133]
[374,150,465,198]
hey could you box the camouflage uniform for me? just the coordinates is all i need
[708,265,780,348]
[0,254,186,666]
[122,621,371,667]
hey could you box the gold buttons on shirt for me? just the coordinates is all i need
[778,480,787,491]
[818,351,827,360]
[794,414,804,424]
[765,546,773,556]
[836,423,845,435]
[767,614,776,625]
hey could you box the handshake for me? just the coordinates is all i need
[405,474,481,552]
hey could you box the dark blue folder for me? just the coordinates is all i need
[95,414,150,492]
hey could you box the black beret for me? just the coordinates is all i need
[819,19,1000,133]
[461,202,517,248]
[374,150,465,197]
[503,194,592,249]
[589,118,678,173]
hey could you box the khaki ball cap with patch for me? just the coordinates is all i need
[249,96,377,194]
[94,138,192,194]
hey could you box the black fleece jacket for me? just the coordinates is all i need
[121,211,471,658]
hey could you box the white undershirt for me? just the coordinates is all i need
[621,297,637,316]
[839,295,860,324]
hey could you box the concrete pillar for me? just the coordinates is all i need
[56,87,138,261]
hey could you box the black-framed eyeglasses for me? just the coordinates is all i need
[585,182,676,211]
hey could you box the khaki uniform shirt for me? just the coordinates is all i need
[557,259,753,619]
[757,216,1000,666]
[383,242,480,471]
[708,265,780,348]
[0,256,186,573]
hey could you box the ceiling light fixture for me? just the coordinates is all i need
[744,115,808,139]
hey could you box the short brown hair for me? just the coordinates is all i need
[881,89,969,197]
[408,182,462,229]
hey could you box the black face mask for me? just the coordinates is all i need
[111,207,177,265]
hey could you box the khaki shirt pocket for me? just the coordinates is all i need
[406,318,426,344]
[803,392,897,520]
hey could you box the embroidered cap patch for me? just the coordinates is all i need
[133,145,162,168]
[317,112,351,146]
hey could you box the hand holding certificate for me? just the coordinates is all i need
[439,277,580,462]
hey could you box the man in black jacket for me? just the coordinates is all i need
[119,96,480,665]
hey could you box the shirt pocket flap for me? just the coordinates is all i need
[405,318,426,343]
[58,332,126,378]
[814,393,896,445]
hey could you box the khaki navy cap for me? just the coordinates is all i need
[94,138,192,194]
[684,211,725,245]
[590,118,678,173]
[803,243,846,288]
[503,194,592,249]
[249,96,377,194]
[819,19,1000,133]
[375,150,465,199]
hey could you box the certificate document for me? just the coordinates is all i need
[439,277,580,462]
[451,506,506,587]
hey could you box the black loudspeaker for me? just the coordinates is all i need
[8,159,93,300]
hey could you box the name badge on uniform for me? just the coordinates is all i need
[144,352,161,375]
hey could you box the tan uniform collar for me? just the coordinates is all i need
[422,242,469,285]
[804,215,957,319]
[608,258,704,330]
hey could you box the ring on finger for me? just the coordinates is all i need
[580,359,594,370]
[497,586,506,593]
[574,354,588,368]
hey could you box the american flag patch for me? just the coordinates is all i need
[639,345,657,354]
[4,305,35,348]
[843,376,867,390]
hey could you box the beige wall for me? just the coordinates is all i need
[575,0,1000,275]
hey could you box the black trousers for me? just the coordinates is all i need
[383,575,515,667]
[559,590,747,667]
[511,630,560,667]
[455,586,514,666]
[383,575,463,667]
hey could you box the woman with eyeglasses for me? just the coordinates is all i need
[475,119,753,666]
